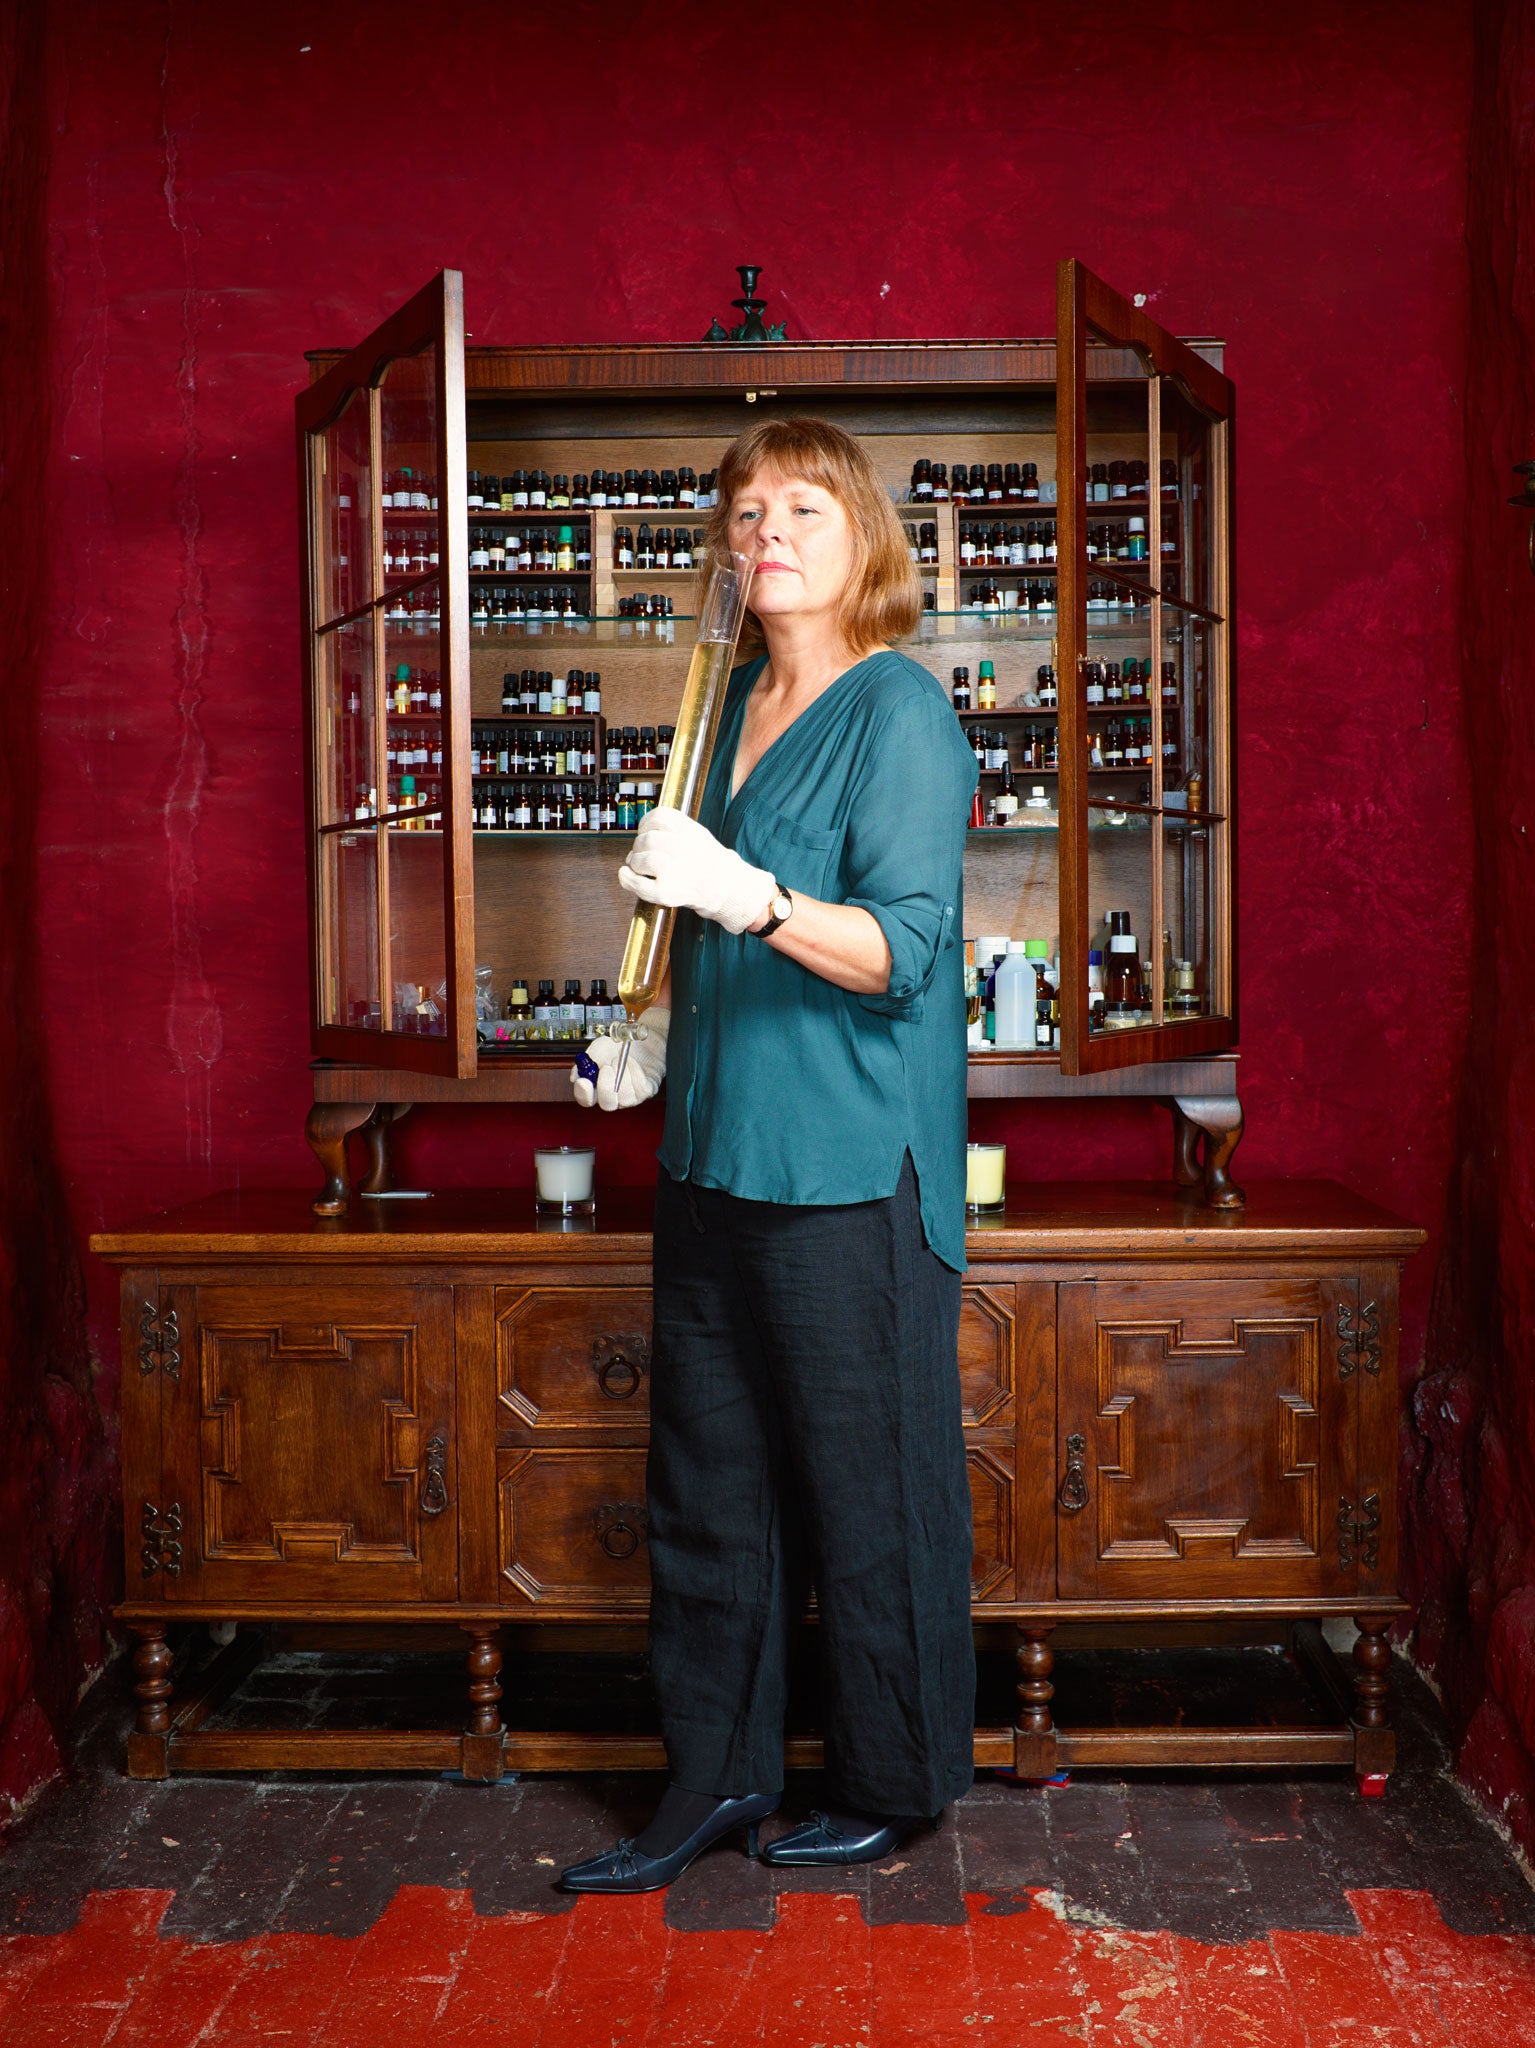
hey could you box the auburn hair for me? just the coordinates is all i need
[697,417,922,657]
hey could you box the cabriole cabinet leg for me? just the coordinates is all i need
[305,1101,376,1216]
[127,1622,173,1780]
[359,1103,412,1196]
[461,1626,505,1782]
[1171,1095,1246,1209]
[1171,1102,1203,1189]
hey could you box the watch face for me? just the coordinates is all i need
[773,891,793,921]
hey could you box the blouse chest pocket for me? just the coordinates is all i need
[733,803,843,898]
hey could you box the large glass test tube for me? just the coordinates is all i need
[617,548,754,1017]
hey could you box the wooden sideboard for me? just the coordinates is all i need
[92,1181,1422,1789]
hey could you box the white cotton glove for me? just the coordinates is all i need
[618,808,777,936]
[570,1009,669,1111]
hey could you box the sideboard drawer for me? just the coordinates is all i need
[498,1447,652,1610]
[495,1286,652,1431]
[495,1440,1016,1612]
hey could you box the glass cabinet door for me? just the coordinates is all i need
[1055,259,1236,1074]
[296,271,475,1077]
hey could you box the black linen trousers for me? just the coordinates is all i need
[644,1149,977,1818]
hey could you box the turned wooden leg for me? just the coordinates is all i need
[1171,1094,1246,1208]
[1351,1612,1396,1791]
[1015,1626,1056,1735]
[126,1622,174,1779]
[1012,1625,1061,1782]
[461,1626,506,1781]
[359,1103,412,1196]
[466,1626,504,1736]
[132,1622,174,1735]
[1351,1615,1393,1729]
[305,1100,376,1216]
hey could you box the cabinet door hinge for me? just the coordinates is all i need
[138,1301,182,1382]
[140,1501,184,1577]
[1336,1299,1381,1379]
[1337,1492,1381,1572]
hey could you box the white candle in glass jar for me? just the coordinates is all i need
[966,1142,1007,1210]
[534,1146,596,1208]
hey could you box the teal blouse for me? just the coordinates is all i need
[657,648,980,1273]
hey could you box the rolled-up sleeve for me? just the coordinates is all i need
[843,692,978,1020]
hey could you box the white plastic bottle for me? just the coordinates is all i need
[992,941,1036,1049]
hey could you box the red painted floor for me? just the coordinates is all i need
[3,1883,1533,2046]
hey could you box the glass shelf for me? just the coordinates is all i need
[471,619,693,648]
[909,613,1160,642]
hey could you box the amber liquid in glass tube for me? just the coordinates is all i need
[617,551,752,1017]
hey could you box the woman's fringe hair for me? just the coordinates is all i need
[696,417,922,656]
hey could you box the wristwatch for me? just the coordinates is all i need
[751,883,794,939]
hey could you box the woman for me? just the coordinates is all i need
[562,417,979,1893]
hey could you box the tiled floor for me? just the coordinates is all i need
[1,1641,1532,2043]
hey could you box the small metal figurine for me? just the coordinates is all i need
[702,264,789,344]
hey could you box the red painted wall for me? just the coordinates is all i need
[0,0,116,1822]
[8,1,1482,1817]
[1402,0,1535,1861]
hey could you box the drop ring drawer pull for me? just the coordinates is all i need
[420,1435,449,1516]
[1057,1433,1090,1514]
[594,1500,648,1559]
[593,1334,650,1400]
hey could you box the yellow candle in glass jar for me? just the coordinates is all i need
[966,1142,1007,1210]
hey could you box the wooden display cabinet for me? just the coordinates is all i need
[296,262,1243,1215]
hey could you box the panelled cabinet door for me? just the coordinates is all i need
[1055,258,1237,1074]
[960,1279,1016,1605]
[296,270,475,1077]
[154,1284,458,1605]
[1055,1275,1360,1602]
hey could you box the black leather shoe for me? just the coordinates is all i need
[759,1808,937,1866]
[559,1791,780,1893]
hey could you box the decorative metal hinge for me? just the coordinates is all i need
[137,1301,181,1382]
[1337,1300,1381,1379]
[1337,1492,1381,1572]
[1057,1433,1090,1514]
[140,1500,184,1577]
